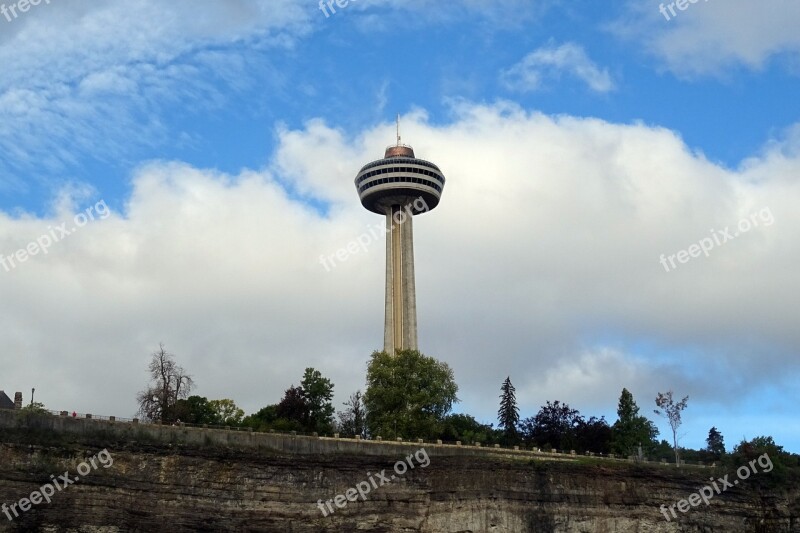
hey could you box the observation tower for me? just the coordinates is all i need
[355,118,445,354]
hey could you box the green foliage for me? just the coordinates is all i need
[738,436,784,457]
[242,404,280,431]
[277,385,309,427]
[611,388,659,457]
[439,413,499,445]
[169,396,243,426]
[518,403,613,453]
[497,377,520,442]
[171,396,215,424]
[706,426,725,459]
[654,390,689,466]
[17,402,51,427]
[364,349,459,440]
[576,416,612,455]
[243,368,336,435]
[725,435,800,483]
[617,388,637,421]
[243,402,306,432]
[249,368,336,434]
[702,436,799,489]
[301,368,335,434]
[208,399,244,426]
[337,391,367,438]
[519,400,582,451]
[20,402,48,414]
[651,439,675,461]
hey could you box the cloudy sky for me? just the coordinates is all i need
[1,0,798,453]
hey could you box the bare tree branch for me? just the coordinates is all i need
[136,343,194,423]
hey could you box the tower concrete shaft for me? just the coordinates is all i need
[384,204,417,353]
[355,137,444,355]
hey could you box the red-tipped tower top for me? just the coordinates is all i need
[384,144,415,158]
[384,114,415,158]
[355,114,445,215]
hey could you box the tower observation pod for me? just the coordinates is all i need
[355,123,445,354]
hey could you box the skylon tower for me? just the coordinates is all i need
[354,118,445,353]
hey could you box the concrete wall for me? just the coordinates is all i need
[0,409,711,468]
[0,409,572,461]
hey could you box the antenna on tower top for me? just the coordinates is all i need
[396,114,401,146]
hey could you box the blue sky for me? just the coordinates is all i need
[1,0,799,454]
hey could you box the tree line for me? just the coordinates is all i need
[135,345,799,474]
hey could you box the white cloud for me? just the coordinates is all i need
[0,0,313,185]
[1,104,798,452]
[501,42,616,93]
[615,0,800,76]
[0,0,558,191]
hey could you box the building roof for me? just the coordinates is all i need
[0,390,14,409]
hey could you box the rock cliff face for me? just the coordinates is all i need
[0,420,798,532]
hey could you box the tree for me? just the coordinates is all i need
[612,388,659,457]
[497,377,520,442]
[337,391,367,438]
[136,344,194,423]
[209,399,245,426]
[730,436,798,478]
[20,402,48,414]
[652,439,675,461]
[172,395,216,424]
[439,413,499,445]
[364,349,459,440]
[519,401,582,451]
[301,368,335,434]
[654,390,689,467]
[576,416,613,454]
[706,427,725,459]
[242,404,280,431]
[277,385,309,428]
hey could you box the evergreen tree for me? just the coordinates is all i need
[706,426,725,459]
[611,388,659,457]
[497,377,520,441]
